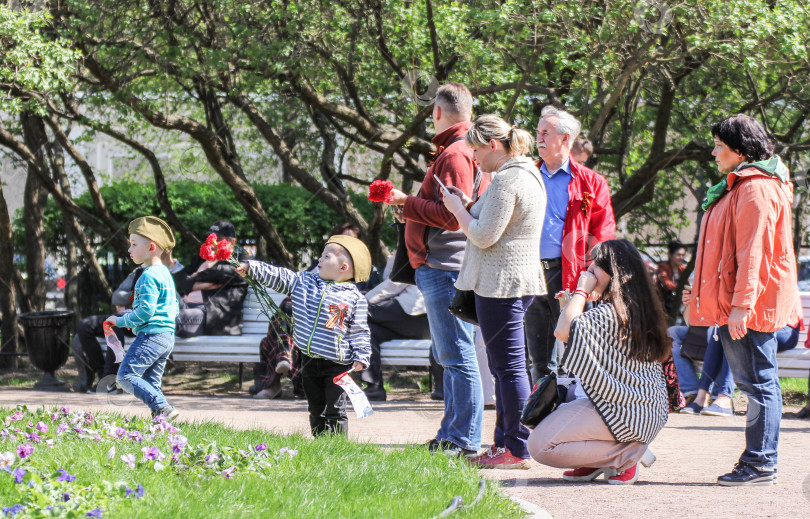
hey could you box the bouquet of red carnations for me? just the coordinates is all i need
[199,233,289,323]
[368,180,394,203]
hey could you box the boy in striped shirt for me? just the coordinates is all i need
[237,235,372,436]
[105,216,180,420]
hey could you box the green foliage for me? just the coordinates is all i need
[0,6,80,114]
[17,181,395,270]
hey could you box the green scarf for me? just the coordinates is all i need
[701,156,788,211]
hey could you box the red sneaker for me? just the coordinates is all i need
[562,467,615,482]
[608,464,639,485]
[467,445,503,464]
[472,448,531,470]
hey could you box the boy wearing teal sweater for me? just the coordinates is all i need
[106,216,179,420]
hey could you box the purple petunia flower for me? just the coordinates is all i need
[125,483,145,499]
[16,444,33,459]
[28,433,40,444]
[120,453,136,469]
[141,446,165,461]
[45,439,54,448]
[255,443,267,452]
[60,406,69,416]
[9,411,23,422]
[35,422,48,433]
[115,427,126,438]
[205,453,219,464]
[72,425,84,435]
[84,412,94,425]
[50,413,58,421]
[168,434,187,454]
[56,469,76,483]
[62,492,71,502]
[56,423,68,434]
[1,504,24,517]
[278,447,298,458]
[128,431,142,443]
[12,468,26,484]
[221,466,235,479]
[86,509,102,518]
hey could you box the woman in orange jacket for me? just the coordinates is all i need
[689,114,798,487]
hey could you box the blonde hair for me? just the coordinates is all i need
[464,114,534,156]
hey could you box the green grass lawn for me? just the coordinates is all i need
[0,406,524,519]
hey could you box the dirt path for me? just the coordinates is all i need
[0,388,807,518]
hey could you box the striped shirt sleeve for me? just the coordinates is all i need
[246,260,300,296]
[345,295,371,367]
[116,273,159,329]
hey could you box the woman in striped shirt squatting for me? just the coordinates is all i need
[237,235,372,437]
[527,239,670,484]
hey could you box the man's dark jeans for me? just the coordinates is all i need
[524,266,562,383]
[300,355,349,436]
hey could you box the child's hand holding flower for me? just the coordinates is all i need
[236,263,248,277]
[352,361,365,372]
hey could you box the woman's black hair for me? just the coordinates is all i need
[667,240,685,255]
[710,114,773,162]
[590,239,671,362]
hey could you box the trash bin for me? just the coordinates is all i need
[18,311,74,390]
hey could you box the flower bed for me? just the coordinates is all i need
[0,406,523,518]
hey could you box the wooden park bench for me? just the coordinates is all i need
[775,292,810,379]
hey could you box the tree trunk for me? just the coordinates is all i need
[0,179,19,369]
[21,112,49,312]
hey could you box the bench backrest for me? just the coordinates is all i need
[240,290,285,335]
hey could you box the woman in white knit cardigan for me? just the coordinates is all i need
[442,114,546,469]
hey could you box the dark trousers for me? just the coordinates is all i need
[301,355,349,436]
[476,293,534,459]
[361,298,431,387]
[73,315,128,386]
[524,266,562,383]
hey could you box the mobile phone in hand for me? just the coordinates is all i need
[433,174,452,195]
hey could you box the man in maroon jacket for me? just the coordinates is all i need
[526,106,616,382]
[387,83,489,457]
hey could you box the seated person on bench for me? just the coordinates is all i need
[173,220,248,336]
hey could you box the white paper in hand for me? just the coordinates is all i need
[332,370,374,419]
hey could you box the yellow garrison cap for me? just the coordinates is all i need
[128,216,176,252]
[326,235,372,283]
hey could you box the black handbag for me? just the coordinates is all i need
[448,289,478,325]
[520,372,561,429]
[389,222,416,285]
[680,325,709,361]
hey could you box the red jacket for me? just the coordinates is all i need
[538,159,616,290]
[403,122,489,269]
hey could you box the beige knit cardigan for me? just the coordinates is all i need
[454,156,547,298]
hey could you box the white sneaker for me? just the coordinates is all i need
[253,387,282,399]
[275,359,292,375]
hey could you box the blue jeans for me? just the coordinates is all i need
[416,266,482,451]
[718,326,781,471]
[697,332,735,397]
[117,332,174,412]
[775,324,800,353]
[669,326,727,397]
[475,294,534,459]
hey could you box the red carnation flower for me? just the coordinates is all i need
[368,180,394,203]
[215,239,232,261]
[200,233,218,261]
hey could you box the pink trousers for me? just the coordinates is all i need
[527,398,648,473]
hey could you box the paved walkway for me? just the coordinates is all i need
[1,389,808,518]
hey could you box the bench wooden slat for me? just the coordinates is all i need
[172,354,260,363]
[381,348,432,358]
[382,357,431,367]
